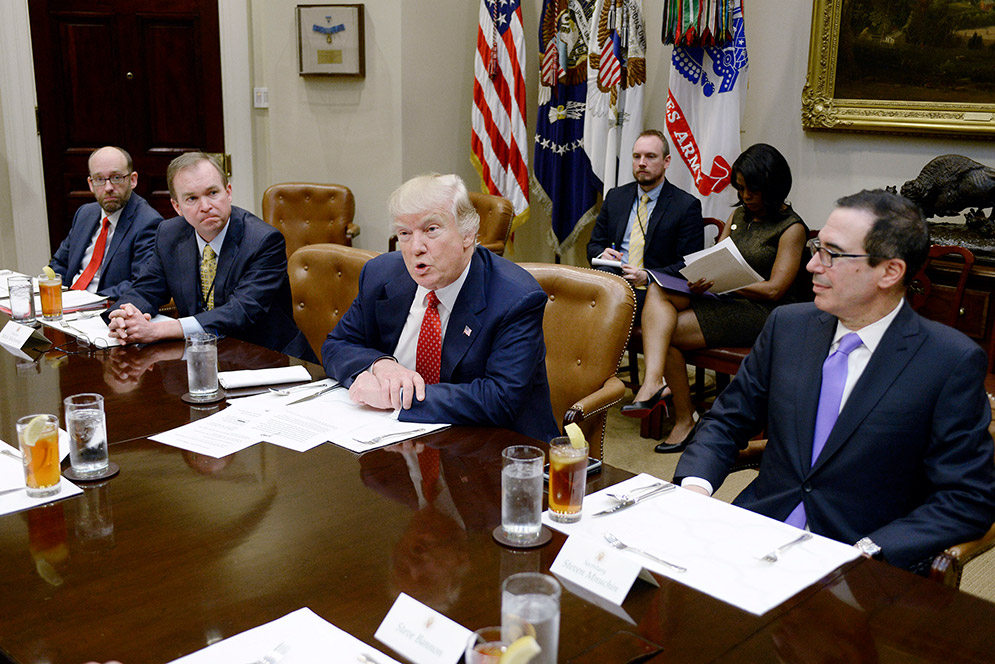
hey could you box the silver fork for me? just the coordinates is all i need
[250,641,289,664]
[604,532,686,573]
[759,533,813,563]
[353,428,428,445]
[605,482,664,503]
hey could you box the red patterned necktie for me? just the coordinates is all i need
[72,217,110,290]
[415,291,441,385]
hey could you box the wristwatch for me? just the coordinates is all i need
[854,537,883,560]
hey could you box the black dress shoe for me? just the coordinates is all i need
[621,386,668,418]
[655,420,699,454]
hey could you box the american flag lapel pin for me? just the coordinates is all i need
[463,326,472,337]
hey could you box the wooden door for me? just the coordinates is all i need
[29,0,224,255]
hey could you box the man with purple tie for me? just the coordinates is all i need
[675,189,995,573]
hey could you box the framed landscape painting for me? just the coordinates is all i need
[802,0,995,137]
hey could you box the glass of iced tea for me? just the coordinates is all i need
[16,414,62,498]
[547,436,587,523]
[37,273,63,321]
[465,627,509,664]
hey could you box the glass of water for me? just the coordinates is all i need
[64,393,109,478]
[501,573,560,664]
[7,275,36,324]
[501,445,544,546]
[185,332,219,400]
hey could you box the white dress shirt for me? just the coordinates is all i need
[393,257,473,371]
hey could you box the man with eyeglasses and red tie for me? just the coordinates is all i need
[675,189,995,574]
[49,146,162,300]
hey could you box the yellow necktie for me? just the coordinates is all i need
[200,245,217,311]
[628,194,649,287]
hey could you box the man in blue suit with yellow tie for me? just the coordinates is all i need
[105,152,314,361]
[49,146,162,299]
[322,173,559,441]
[675,189,995,572]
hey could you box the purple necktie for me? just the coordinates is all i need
[784,332,863,529]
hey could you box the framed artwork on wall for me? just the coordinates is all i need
[297,4,365,77]
[802,0,995,137]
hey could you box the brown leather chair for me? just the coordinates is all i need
[287,243,378,359]
[262,183,360,260]
[521,263,635,460]
[387,191,514,255]
[907,244,974,328]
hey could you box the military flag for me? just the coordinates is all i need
[472,0,530,237]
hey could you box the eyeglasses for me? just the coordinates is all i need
[90,172,132,187]
[806,238,881,268]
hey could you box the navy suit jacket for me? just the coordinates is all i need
[675,302,995,571]
[322,247,560,441]
[587,180,703,276]
[111,206,315,362]
[50,192,162,300]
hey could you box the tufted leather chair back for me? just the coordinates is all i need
[288,243,379,359]
[521,263,635,459]
[468,192,514,255]
[262,183,360,259]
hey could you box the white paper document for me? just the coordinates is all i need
[0,438,82,516]
[543,474,860,615]
[679,236,764,294]
[152,387,449,457]
[169,607,401,664]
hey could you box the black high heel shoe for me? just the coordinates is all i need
[621,386,668,419]
[655,413,700,454]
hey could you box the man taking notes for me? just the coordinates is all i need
[675,189,995,572]
[49,146,162,299]
[323,173,559,441]
[106,152,315,361]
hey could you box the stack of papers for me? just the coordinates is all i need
[544,474,859,615]
[169,607,400,663]
[678,237,764,294]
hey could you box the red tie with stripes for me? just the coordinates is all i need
[72,217,110,291]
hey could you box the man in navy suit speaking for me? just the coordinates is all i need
[322,173,559,441]
[49,146,162,299]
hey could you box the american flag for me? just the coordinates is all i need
[598,31,622,89]
[471,0,529,235]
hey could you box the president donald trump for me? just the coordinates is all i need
[322,173,559,441]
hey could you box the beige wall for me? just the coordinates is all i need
[3,0,995,268]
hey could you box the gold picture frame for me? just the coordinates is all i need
[297,4,365,77]
[802,0,995,137]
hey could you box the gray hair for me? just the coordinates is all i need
[388,173,480,237]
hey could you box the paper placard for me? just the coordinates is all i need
[550,534,644,606]
[375,593,472,664]
[0,321,50,360]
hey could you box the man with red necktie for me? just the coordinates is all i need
[49,146,162,300]
[675,189,995,573]
[322,173,559,442]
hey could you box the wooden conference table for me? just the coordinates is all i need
[2,327,995,663]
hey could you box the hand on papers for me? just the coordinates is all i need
[687,278,714,295]
[351,359,426,410]
[107,303,181,343]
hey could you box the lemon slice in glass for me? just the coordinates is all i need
[21,415,50,447]
[499,636,540,664]
[565,422,587,449]
[42,266,57,279]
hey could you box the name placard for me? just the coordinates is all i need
[550,534,643,606]
[0,321,49,361]
[375,593,472,664]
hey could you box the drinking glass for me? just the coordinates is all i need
[7,276,36,324]
[37,273,63,321]
[501,445,544,545]
[465,627,509,664]
[16,414,62,498]
[547,436,588,523]
[185,332,219,400]
[64,393,109,478]
[501,573,560,664]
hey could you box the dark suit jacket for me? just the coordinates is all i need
[587,180,704,276]
[50,192,162,300]
[111,206,315,362]
[675,301,995,571]
[322,247,560,441]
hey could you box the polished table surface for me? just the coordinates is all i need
[3,329,995,663]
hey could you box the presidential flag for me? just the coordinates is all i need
[471,0,530,238]
[533,0,599,254]
[665,0,748,220]
[584,0,647,195]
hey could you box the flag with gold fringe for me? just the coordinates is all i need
[664,0,747,220]
[472,0,530,246]
[583,0,647,196]
[532,0,600,255]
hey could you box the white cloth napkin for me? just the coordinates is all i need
[218,365,312,389]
